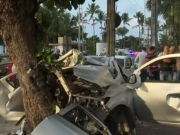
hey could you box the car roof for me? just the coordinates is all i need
[115,55,129,59]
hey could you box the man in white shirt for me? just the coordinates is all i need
[135,47,147,68]
[135,47,148,82]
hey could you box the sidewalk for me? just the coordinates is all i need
[0,113,23,135]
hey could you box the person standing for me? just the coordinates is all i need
[145,46,159,80]
[169,46,176,80]
[169,46,176,54]
[61,50,65,55]
[135,47,147,68]
[176,46,180,80]
[135,47,148,81]
[158,45,174,81]
[52,48,61,60]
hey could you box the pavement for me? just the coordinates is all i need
[137,121,180,135]
[1,114,180,135]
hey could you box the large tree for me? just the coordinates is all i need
[0,0,87,134]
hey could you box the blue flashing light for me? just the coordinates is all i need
[128,50,136,56]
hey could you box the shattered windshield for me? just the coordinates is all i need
[116,58,124,67]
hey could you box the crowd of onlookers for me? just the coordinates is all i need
[135,45,180,82]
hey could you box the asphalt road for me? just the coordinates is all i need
[0,118,180,135]
[137,121,180,135]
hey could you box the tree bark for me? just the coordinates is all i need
[93,19,95,51]
[151,0,158,46]
[0,1,54,133]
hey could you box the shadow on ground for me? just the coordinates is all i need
[137,121,180,135]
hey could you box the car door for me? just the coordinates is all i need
[132,55,180,125]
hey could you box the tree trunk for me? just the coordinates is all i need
[93,19,95,51]
[0,1,54,133]
[66,35,69,52]
[100,22,103,42]
[121,35,123,48]
[151,0,158,46]
[139,25,141,46]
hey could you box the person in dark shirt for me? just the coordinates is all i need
[158,45,174,81]
[52,49,61,60]
[145,46,159,80]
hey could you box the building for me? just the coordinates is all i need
[49,37,86,54]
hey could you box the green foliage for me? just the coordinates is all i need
[36,44,64,68]
[44,0,90,10]
[117,35,140,50]
[116,27,129,37]
[146,0,180,44]
[121,13,132,27]
[36,44,53,63]
[86,35,100,55]
[159,34,177,46]
[37,6,78,44]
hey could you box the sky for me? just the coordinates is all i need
[68,0,164,39]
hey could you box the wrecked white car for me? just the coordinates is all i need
[32,52,180,135]
[32,50,136,135]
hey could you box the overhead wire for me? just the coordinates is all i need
[134,0,143,9]
[128,0,137,5]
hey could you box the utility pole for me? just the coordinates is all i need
[106,0,110,56]
[151,0,157,46]
[143,0,147,47]
[147,28,150,47]
[78,5,81,50]
[106,0,115,56]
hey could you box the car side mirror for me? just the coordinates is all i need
[128,74,136,84]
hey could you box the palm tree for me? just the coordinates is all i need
[85,3,100,48]
[116,27,129,48]
[60,13,78,52]
[146,0,180,44]
[95,10,106,42]
[132,12,144,45]
[121,12,132,44]
[121,13,132,27]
